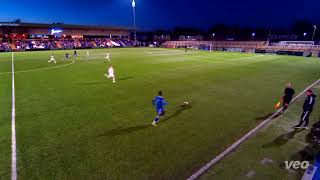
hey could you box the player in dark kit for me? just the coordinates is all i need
[74,50,78,58]
[64,53,69,61]
[293,89,317,129]
[282,82,295,113]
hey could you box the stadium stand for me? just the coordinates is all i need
[28,40,56,49]
[0,22,135,51]
[162,41,267,49]
[0,38,135,52]
[15,41,29,50]
[77,39,93,48]
[162,40,320,56]
[94,38,111,48]
[260,41,320,53]
[0,41,11,51]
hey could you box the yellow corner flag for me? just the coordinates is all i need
[274,101,281,109]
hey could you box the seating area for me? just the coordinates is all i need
[162,41,268,49]
[78,39,94,48]
[0,39,135,51]
[59,39,76,49]
[258,45,320,52]
[28,40,56,49]
[122,39,134,46]
[263,41,320,52]
[94,38,110,47]
[162,40,320,53]
[0,41,11,51]
[15,41,29,50]
[92,38,135,48]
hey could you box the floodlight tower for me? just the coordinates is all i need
[252,32,256,40]
[312,25,317,41]
[132,0,137,43]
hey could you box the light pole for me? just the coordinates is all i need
[312,25,317,41]
[252,32,256,40]
[210,33,215,52]
[303,32,307,40]
[132,0,136,43]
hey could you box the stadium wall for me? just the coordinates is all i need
[162,41,320,56]
[0,22,131,38]
[25,28,129,37]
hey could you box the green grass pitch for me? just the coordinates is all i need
[202,83,320,180]
[1,48,320,179]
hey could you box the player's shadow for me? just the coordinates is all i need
[99,124,150,137]
[118,76,134,81]
[262,129,304,148]
[255,112,281,121]
[78,81,106,85]
[161,104,192,123]
[290,145,319,162]
[277,133,320,174]
[291,132,320,159]
[98,104,192,137]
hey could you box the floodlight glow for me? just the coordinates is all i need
[252,33,256,37]
[132,0,136,8]
[303,33,307,36]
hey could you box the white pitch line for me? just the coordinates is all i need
[0,60,75,76]
[187,78,320,180]
[11,52,17,180]
[227,55,265,60]
[191,54,265,60]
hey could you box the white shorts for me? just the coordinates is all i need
[108,73,115,78]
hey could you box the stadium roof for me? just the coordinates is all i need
[0,22,132,31]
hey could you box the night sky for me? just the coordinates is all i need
[0,0,319,30]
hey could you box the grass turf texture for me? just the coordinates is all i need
[0,53,12,180]
[0,48,320,179]
[201,84,320,180]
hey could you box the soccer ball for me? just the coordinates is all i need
[183,101,189,105]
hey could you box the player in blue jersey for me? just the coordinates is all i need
[152,91,168,126]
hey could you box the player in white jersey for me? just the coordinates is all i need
[105,52,111,62]
[104,65,116,83]
[86,51,90,57]
[48,54,56,64]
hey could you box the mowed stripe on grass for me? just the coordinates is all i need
[6,48,320,179]
[0,53,13,179]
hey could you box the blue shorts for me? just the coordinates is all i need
[157,109,165,116]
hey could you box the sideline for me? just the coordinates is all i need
[0,60,75,76]
[187,78,320,180]
[11,52,17,180]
